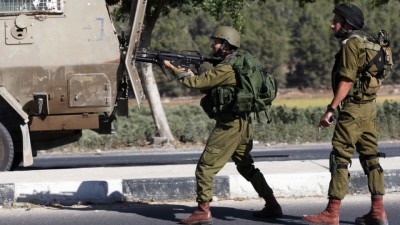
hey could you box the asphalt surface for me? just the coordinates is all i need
[16,141,400,169]
[0,193,399,224]
[0,142,399,206]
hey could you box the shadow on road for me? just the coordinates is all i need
[47,202,355,225]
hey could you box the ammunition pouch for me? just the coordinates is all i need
[359,153,386,175]
[234,91,253,113]
[200,86,236,120]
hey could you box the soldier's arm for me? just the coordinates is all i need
[320,39,360,128]
[164,60,235,89]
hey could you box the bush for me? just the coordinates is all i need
[66,100,400,150]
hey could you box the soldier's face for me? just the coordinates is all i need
[331,14,344,32]
[211,38,223,53]
[331,14,351,39]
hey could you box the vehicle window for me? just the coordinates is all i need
[0,0,63,14]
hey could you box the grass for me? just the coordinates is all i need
[159,88,400,109]
[57,87,400,152]
[273,94,400,108]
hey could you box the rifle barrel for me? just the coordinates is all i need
[204,57,222,66]
[134,56,158,63]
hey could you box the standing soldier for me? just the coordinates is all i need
[164,26,282,225]
[302,3,389,225]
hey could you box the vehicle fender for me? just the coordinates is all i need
[0,87,33,167]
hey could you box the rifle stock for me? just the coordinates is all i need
[134,50,222,80]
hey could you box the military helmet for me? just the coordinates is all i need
[211,26,240,48]
[333,3,364,30]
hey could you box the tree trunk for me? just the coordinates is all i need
[140,62,175,142]
[128,0,175,142]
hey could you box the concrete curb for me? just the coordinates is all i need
[1,169,399,206]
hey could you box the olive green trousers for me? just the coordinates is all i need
[195,117,272,202]
[329,100,385,199]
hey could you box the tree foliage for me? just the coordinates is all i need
[108,0,400,94]
[135,0,400,95]
[107,0,268,32]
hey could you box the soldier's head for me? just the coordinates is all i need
[331,3,364,39]
[210,26,240,57]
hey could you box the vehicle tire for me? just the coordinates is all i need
[0,122,14,171]
[10,152,22,170]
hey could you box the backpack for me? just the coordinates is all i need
[351,30,394,95]
[228,51,278,123]
[199,51,277,123]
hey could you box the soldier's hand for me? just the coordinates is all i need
[318,112,334,131]
[164,60,187,71]
[164,60,175,70]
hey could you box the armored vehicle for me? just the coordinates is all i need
[0,0,146,171]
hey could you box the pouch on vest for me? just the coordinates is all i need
[200,86,235,120]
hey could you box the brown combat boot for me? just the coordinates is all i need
[180,202,213,225]
[253,193,283,218]
[302,198,341,225]
[355,195,389,225]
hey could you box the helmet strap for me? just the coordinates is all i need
[334,27,349,39]
[214,40,227,57]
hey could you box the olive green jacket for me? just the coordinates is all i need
[171,56,237,90]
[332,30,376,102]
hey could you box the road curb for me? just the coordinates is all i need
[1,169,399,206]
[0,183,14,205]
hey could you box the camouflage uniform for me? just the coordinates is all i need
[329,30,385,200]
[172,55,274,202]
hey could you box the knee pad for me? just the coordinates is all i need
[237,165,259,181]
[329,151,350,173]
[359,153,385,175]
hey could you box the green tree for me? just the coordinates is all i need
[149,0,400,91]
[240,1,293,87]
[288,1,336,89]
[296,0,400,7]
[294,0,400,87]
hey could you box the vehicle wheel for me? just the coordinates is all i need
[10,152,22,170]
[0,122,14,171]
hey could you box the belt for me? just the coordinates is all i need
[343,96,376,105]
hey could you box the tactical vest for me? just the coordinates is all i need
[200,50,277,122]
[347,30,393,100]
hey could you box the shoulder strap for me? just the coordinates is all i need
[224,51,241,65]
[362,48,385,77]
[349,33,385,77]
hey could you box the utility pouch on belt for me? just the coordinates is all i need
[217,86,235,112]
[329,152,338,173]
[200,86,235,119]
[235,91,253,113]
[329,152,349,173]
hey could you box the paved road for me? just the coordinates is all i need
[2,141,399,212]
[0,193,398,225]
[16,141,400,170]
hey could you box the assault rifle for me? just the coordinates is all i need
[134,50,222,80]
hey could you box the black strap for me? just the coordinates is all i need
[337,164,348,169]
[368,163,383,172]
[363,152,387,160]
[362,49,385,78]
